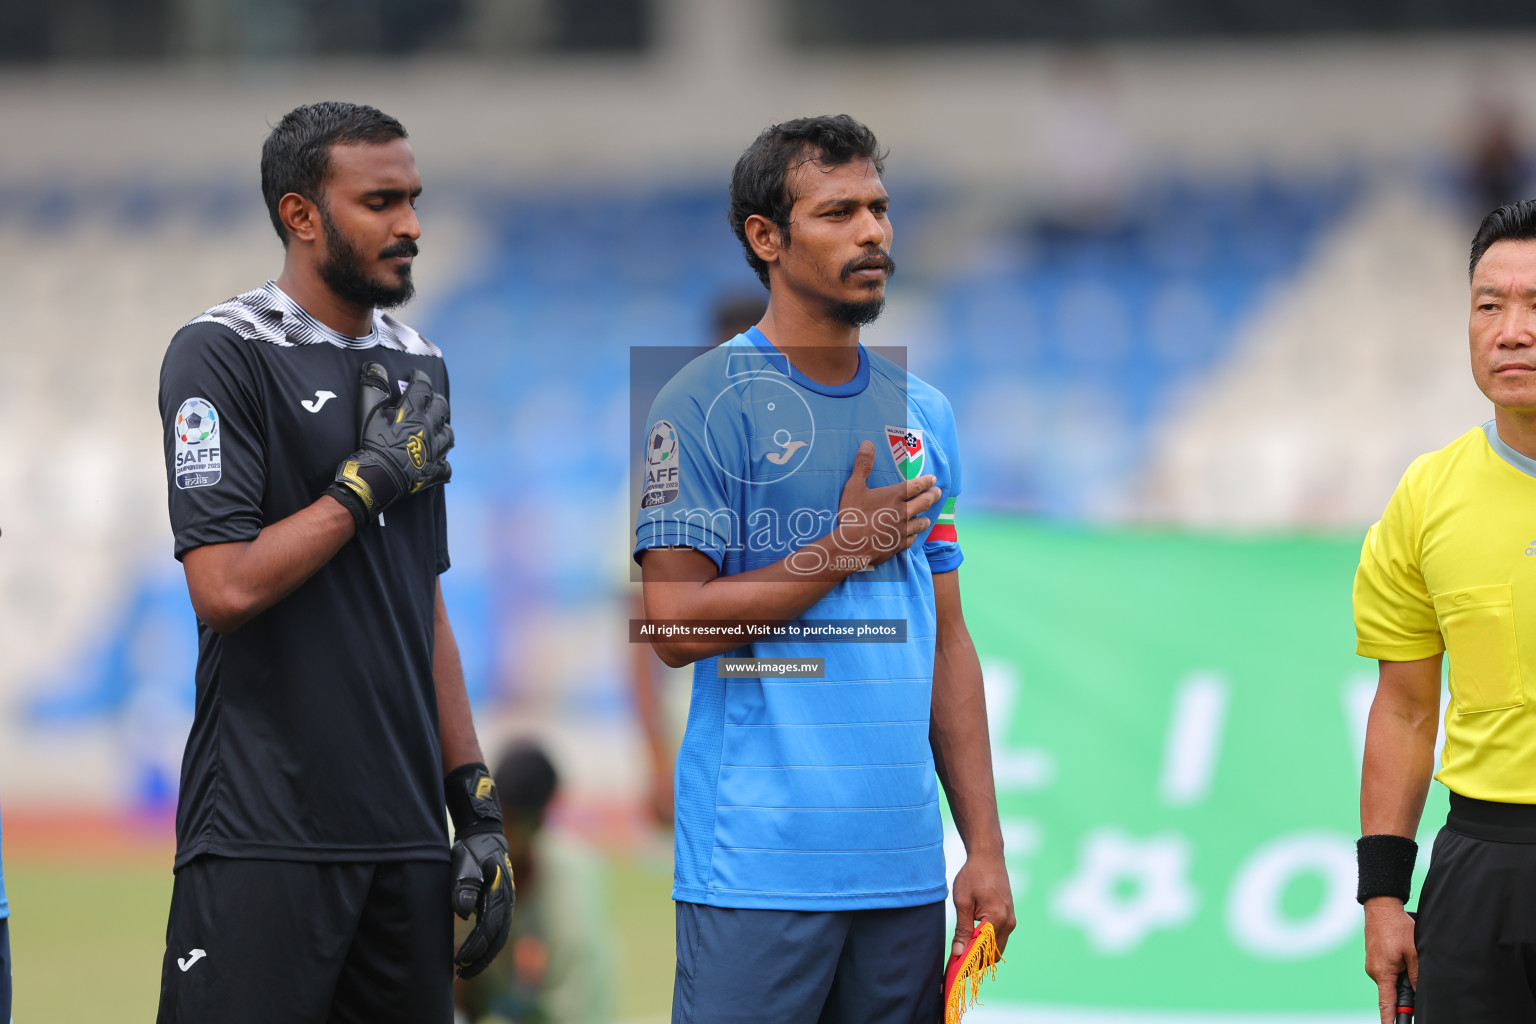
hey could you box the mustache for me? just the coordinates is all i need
[379,240,419,260]
[840,249,896,281]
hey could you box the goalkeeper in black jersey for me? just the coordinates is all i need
[155,102,511,1024]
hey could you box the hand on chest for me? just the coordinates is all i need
[264,351,430,493]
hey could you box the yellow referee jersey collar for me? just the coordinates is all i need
[1483,419,1536,480]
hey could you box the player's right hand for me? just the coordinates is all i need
[325,364,453,528]
[1363,898,1417,1024]
[833,440,941,568]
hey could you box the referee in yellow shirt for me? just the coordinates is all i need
[1357,199,1536,1023]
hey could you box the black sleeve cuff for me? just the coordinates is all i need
[173,516,264,561]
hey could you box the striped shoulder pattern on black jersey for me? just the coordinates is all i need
[186,281,442,358]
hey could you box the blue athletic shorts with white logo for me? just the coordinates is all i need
[672,900,945,1024]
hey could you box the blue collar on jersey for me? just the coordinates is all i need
[746,326,870,397]
[1484,419,1536,480]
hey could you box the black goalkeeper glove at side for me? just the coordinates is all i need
[325,363,453,529]
[445,761,515,979]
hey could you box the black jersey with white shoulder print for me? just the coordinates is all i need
[159,281,451,867]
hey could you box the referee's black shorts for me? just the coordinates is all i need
[1417,793,1536,1022]
[155,855,452,1024]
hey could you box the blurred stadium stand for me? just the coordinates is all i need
[0,0,651,61]
[9,0,1536,62]
[925,168,1360,519]
[0,161,1478,807]
[0,19,1526,804]
[785,0,1536,46]
[9,4,1536,1020]
[1143,185,1494,527]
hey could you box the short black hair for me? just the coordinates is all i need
[260,101,408,246]
[728,114,887,288]
[493,741,559,818]
[1470,199,1536,278]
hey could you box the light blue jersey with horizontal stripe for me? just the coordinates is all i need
[634,329,963,910]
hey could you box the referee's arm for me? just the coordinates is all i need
[930,569,1016,956]
[1361,653,1441,1023]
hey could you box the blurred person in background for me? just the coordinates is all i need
[630,291,767,825]
[455,741,612,1024]
[1356,199,1536,1023]
[1465,94,1526,222]
[636,115,1013,1023]
[1039,50,1133,230]
[154,101,511,1024]
[709,293,773,344]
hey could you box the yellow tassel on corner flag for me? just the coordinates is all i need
[942,921,1002,1024]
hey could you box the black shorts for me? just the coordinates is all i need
[1416,794,1536,1022]
[156,855,452,1024]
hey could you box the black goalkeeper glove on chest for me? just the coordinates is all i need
[445,762,515,979]
[325,363,453,529]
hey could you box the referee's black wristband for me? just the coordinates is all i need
[445,761,504,838]
[1357,834,1417,904]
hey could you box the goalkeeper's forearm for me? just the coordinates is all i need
[181,496,357,634]
[433,580,485,774]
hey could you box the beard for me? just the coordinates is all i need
[317,206,416,310]
[827,247,896,326]
[827,296,887,327]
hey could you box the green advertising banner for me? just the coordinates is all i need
[955,520,1448,1022]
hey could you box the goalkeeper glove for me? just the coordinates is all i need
[445,761,515,979]
[325,363,453,529]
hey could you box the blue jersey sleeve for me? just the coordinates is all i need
[633,367,740,571]
[923,391,963,575]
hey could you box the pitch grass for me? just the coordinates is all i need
[5,853,675,1023]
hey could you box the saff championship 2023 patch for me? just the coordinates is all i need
[174,396,222,489]
[642,419,680,508]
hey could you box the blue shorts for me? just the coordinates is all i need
[672,900,945,1024]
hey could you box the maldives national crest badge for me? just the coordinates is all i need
[885,425,925,480]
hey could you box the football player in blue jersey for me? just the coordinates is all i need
[635,115,1014,1023]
